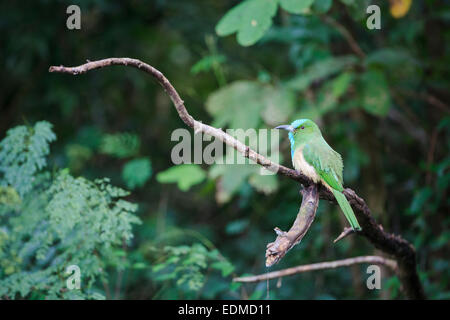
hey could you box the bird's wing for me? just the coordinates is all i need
[303,141,344,191]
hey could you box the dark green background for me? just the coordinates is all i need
[0,0,448,299]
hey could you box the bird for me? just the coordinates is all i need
[276,119,361,231]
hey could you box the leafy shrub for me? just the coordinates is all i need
[0,122,141,299]
[0,121,56,196]
[151,243,234,291]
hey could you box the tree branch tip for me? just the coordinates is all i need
[333,227,356,243]
[274,227,286,236]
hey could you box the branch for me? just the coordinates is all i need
[266,184,319,267]
[49,58,425,299]
[233,256,397,283]
[398,88,450,114]
[320,16,366,59]
[333,227,355,243]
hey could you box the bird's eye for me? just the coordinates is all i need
[301,126,305,130]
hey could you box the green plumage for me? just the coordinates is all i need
[277,119,361,231]
[332,189,361,231]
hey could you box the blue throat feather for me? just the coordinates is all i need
[288,119,308,160]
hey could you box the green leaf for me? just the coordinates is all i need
[211,260,235,277]
[280,0,314,14]
[206,80,264,129]
[220,164,255,190]
[132,262,148,269]
[331,72,354,98]
[100,133,140,159]
[216,0,279,46]
[209,163,255,204]
[408,187,433,215]
[360,69,391,117]
[260,85,296,126]
[248,173,279,194]
[156,164,206,191]
[249,287,265,299]
[237,0,278,46]
[207,80,295,129]
[365,48,418,68]
[191,54,226,75]
[312,0,333,13]
[215,0,249,36]
[122,157,152,190]
[286,55,358,91]
[230,281,242,291]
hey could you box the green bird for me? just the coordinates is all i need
[276,119,361,231]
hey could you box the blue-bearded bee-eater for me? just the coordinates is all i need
[276,119,362,231]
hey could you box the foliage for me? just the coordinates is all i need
[191,54,227,75]
[122,157,152,190]
[285,55,358,91]
[359,69,391,117]
[100,133,140,159]
[0,121,56,196]
[0,123,141,299]
[216,0,279,46]
[206,80,295,129]
[156,164,206,191]
[151,243,234,292]
[216,0,326,46]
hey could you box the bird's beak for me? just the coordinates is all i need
[275,124,294,132]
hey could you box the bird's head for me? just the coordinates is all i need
[276,119,320,138]
[276,119,321,152]
[275,119,322,157]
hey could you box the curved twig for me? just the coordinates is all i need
[49,58,305,183]
[49,58,425,299]
[320,15,366,59]
[234,256,397,283]
[266,185,319,267]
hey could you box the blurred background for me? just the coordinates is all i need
[0,0,448,299]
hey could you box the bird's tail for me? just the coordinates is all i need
[332,189,362,231]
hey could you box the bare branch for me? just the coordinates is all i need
[266,184,319,267]
[397,88,450,114]
[422,93,450,113]
[320,16,366,59]
[234,256,397,283]
[49,58,425,299]
[49,58,307,183]
[334,227,356,243]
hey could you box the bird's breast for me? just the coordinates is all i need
[292,148,319,183]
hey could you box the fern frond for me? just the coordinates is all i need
[0,121,56,196]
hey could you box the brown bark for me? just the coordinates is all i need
[265,185,319,267]
[234,256,397,283]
